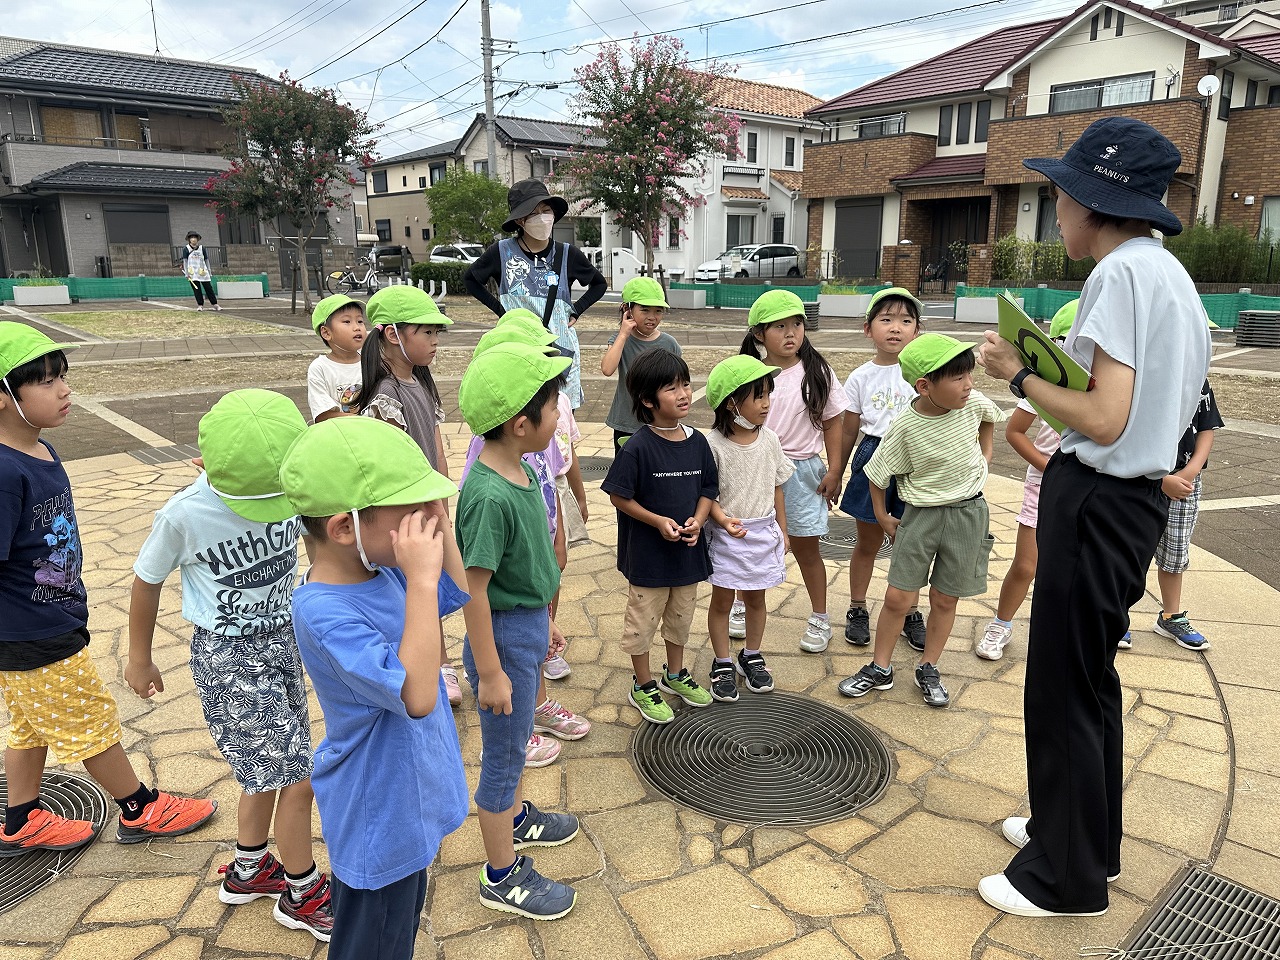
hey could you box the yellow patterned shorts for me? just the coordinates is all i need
[1,647,122,764]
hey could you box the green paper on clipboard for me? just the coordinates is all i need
[996,291,1091,435]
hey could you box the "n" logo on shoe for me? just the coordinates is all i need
[506,885,531,905]
[522,824,544,840]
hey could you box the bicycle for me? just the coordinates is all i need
[326,256,382,295]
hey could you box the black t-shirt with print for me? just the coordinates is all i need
[1175,381,1224,470]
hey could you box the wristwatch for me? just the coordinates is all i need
[1009,367,1035,400]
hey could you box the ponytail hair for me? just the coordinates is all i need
[738,327,832,431]
[352,324,442,413]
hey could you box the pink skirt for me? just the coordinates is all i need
[707,512,786,591]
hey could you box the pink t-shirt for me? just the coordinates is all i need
[765,361,848,459]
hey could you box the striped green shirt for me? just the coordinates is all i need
[863,391,1006,507]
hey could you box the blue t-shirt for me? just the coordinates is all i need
[291,567,471,889]
[601,425,719,588]
[0,440,88,642]
[134,476,300,636]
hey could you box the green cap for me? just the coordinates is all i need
[706,355,781,411]
[280,416,457,518]
[0,321,78,380]
[1048,299,1079,339]
[497,308,548,332]
[898,333,974,385]
[311,294,363,332]
[198,389,308,523]
[474,323,558,358]
[866,286,923,319]
[458,342,571,435]
[366,285,452,329]
[748,289,806,327]
[621,276,668,308]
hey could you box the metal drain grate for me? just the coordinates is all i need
[819,516,893,562]
[1123,868,1280,958]
[577,455,614,480]
[127,443,201,466]
[632,691,892,825]
[0,772,109,914]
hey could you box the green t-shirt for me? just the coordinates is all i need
[456,459,560,610]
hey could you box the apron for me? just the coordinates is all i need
[706,512,786,591]
[184,246,211,282]
[496,238,583,408]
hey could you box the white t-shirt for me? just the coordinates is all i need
[1060,237,1212,479]
[706,427,794,519]
[306,354,363,422]
[843,360,915,439]
[765,361,848,460]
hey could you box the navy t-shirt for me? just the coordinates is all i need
[0,440,89,643]
[602,425,719,587]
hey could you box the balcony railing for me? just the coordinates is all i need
[5,132,222,154]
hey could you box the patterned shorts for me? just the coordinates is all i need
[1,647,122,764]
[191,622,313,794]
[1154,473,1201,574]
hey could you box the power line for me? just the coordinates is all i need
[298,0,440,80]
[215,0,334,61]
[228,0,361,63]
[331,0,472,85]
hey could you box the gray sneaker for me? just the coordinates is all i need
[914,663,950,708]
[838,662,894,698]
[728,600,747,640]
[901,611,927,653]
[844,605,870,646]
[512,800,579,850]
[800,615,831,653]
[479,855,576,920]
[1153,612,1209,650]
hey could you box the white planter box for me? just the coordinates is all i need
[214,280,265,299]
[12,285,71,306]
[955,296,1022,324]
[667,287,706,309]
[818,294,871,318]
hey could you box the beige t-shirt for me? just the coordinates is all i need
[706,427,794,519]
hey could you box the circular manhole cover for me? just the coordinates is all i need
[577,455,614,480]
[0,771,109,913]
[632,691,892,825]
[820,515,893,562]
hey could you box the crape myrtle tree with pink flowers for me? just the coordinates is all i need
[205,73,378,312]
[560,35,741,276]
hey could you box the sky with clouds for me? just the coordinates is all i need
[7,0,1158,157]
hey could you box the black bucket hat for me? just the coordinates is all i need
[1023,116,1184,236]
[502,179,569,232]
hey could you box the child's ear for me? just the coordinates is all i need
[319,324,332,344]
[327,513,356,545]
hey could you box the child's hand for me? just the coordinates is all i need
[478,670,513,715]
[656,517,683,541]
[1162,474,1194,500]
[548,619,567,658]
[781,531,791,554]
[619,309,637,337]
[575,493,589,523]
[817,468,842,506]
[721,516,747,539]
[125,660,164,699]
[390,511,444,584]
[680,516,703,546]
[878,515,901,541]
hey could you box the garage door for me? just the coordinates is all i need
[833,198,882,280]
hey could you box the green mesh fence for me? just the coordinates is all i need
[952,286,1280,329]
[0,275,271,303]
[669,282,820,308]
[819,284,893,296]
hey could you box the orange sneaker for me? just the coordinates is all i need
[116,791,217,844]
[0,808,96,857]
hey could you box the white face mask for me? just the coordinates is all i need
[522,212,555,242]
[731,401,759,432]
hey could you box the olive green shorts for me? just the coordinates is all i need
[887,497,995,599]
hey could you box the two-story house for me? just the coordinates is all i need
[1156,0,1280,34]
[803,0,1280,290]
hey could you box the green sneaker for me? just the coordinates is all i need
[657,665,712,708]
[628,679,674,724]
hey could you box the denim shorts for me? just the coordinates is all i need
[461,605,547,814]
[839,435,905,525]
[782,455,830,538]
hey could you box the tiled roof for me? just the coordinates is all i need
[494,115,593,148]
[705,74,824,119]
[0,35,263,104]
[721,185,769,200]
[770,169,803,191]
[26,162,221,194]
[1236,32,1280,65]
[808,19,1060,114]
[377,139,461,167]
[891,154,987,182]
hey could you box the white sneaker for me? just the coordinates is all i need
[728,600,747,640]
[977,621,1013,661]
[195,306,203,311]
[978,873,1106,917]
[1001,816,1030,849]
[800,615,831,653]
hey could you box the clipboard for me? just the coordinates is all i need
[996,291,1091,435]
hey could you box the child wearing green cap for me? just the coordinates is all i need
[602,276,682,451]
[307,294,366,423]
[127,389,331,940]
[280,416,475,958]
[838,333,1004,709]
[0,321,217,859]
[455,342,581,920]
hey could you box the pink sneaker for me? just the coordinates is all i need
[524,734,561,768]
[441,666,462,708]
[533,698,590,741]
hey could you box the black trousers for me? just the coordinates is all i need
[189,280,218,306]
[1006,451,1167,913]
[328,868,428,960]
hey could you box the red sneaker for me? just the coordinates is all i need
[116,791,217,844]
[273,873,334,942]
[218,851,288,904]
[0,808,95,857]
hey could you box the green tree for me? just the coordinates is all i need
[205,72,377,311]
[425,166,508,243]
[559,35,741,273]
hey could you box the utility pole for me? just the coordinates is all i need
[480,0,498,179]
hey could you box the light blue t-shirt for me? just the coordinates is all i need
[292,567,471,889]
[133,476,300,636]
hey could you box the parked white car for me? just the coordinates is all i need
[430,243,484,264]
[694,243,802,282]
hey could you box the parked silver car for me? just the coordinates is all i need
[694,243,802,281]
[430,243,485,264]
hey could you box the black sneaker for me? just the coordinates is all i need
[735,650,774,693]
[901,611,927,652]
[838,663,894,698]
[844,605,871,645]
[914,663,950,708]
[709,662,739,702]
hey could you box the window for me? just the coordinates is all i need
[1049,72,1154,113]
[473,160,489,176]
[404,225,411,238]
[668,217,680,249]
[530,155,556,179]
[418,176,427,188]
[1116,10,1124,34]
[1035,195,1061,243]
[375,218,392,241]
[1246,79,1258,107]
[856,115,905,139]
[1219,2,1240,21]
[39,104,103,145]
[1090,13,1099,40]
[746,132,758,164]
[1270,85,1280,106]
[772,215,785,244]
[726,214,756,248]
[402,176,408,187]
[937,104,952,146]
[429,163,446,184]
[422,228,430,241]
[1260,196,1280,243]
[1103,7,1112,27]
[1220,71,1235,121]
[784,137,796,167]
[355,215,363,231]
[975,100,991,143]
[956,102,972,145]
[372,170,388,193]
